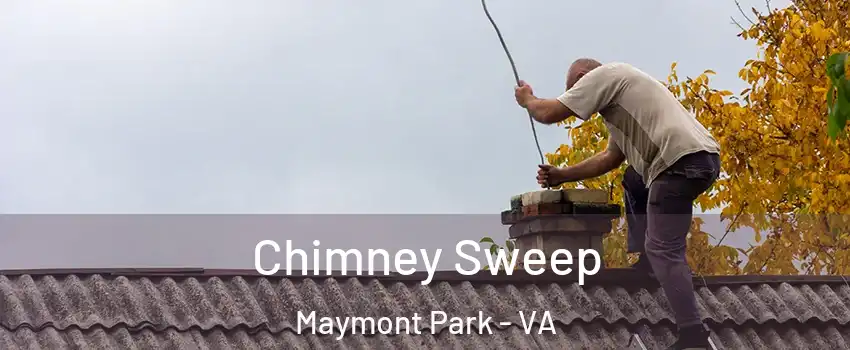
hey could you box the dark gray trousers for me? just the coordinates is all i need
[622,151,720,327]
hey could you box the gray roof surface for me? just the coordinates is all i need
[1,269,849,349]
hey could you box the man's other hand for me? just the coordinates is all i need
[537,164,568,187]
[515,80,534,107]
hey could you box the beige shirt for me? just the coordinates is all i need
[556,62,720,187]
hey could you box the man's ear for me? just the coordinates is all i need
[576,72,586,82]
[567,72,586,90]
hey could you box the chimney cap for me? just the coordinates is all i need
[501,189,621,225]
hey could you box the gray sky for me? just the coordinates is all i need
[0,0,785,269]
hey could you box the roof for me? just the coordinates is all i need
[2,268,850,349]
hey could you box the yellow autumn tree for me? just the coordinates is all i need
[547,0,850,275]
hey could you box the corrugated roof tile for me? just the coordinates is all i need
[3,275,850,333]
[2,271,850,349]
[2,323,849,349]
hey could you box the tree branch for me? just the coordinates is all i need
[735,0,757,26]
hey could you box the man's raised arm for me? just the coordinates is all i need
[514,80,576,124]
[514,64,618,126]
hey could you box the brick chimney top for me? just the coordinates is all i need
[501,188,622,270]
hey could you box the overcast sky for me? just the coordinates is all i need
[0,0,785,269]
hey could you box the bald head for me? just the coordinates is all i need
[566,58,602,90]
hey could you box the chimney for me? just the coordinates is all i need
[501,189,622,271]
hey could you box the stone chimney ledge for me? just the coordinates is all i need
[501,189,620,226]
[500,189,622,271]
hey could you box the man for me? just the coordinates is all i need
[513,58,721,350]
